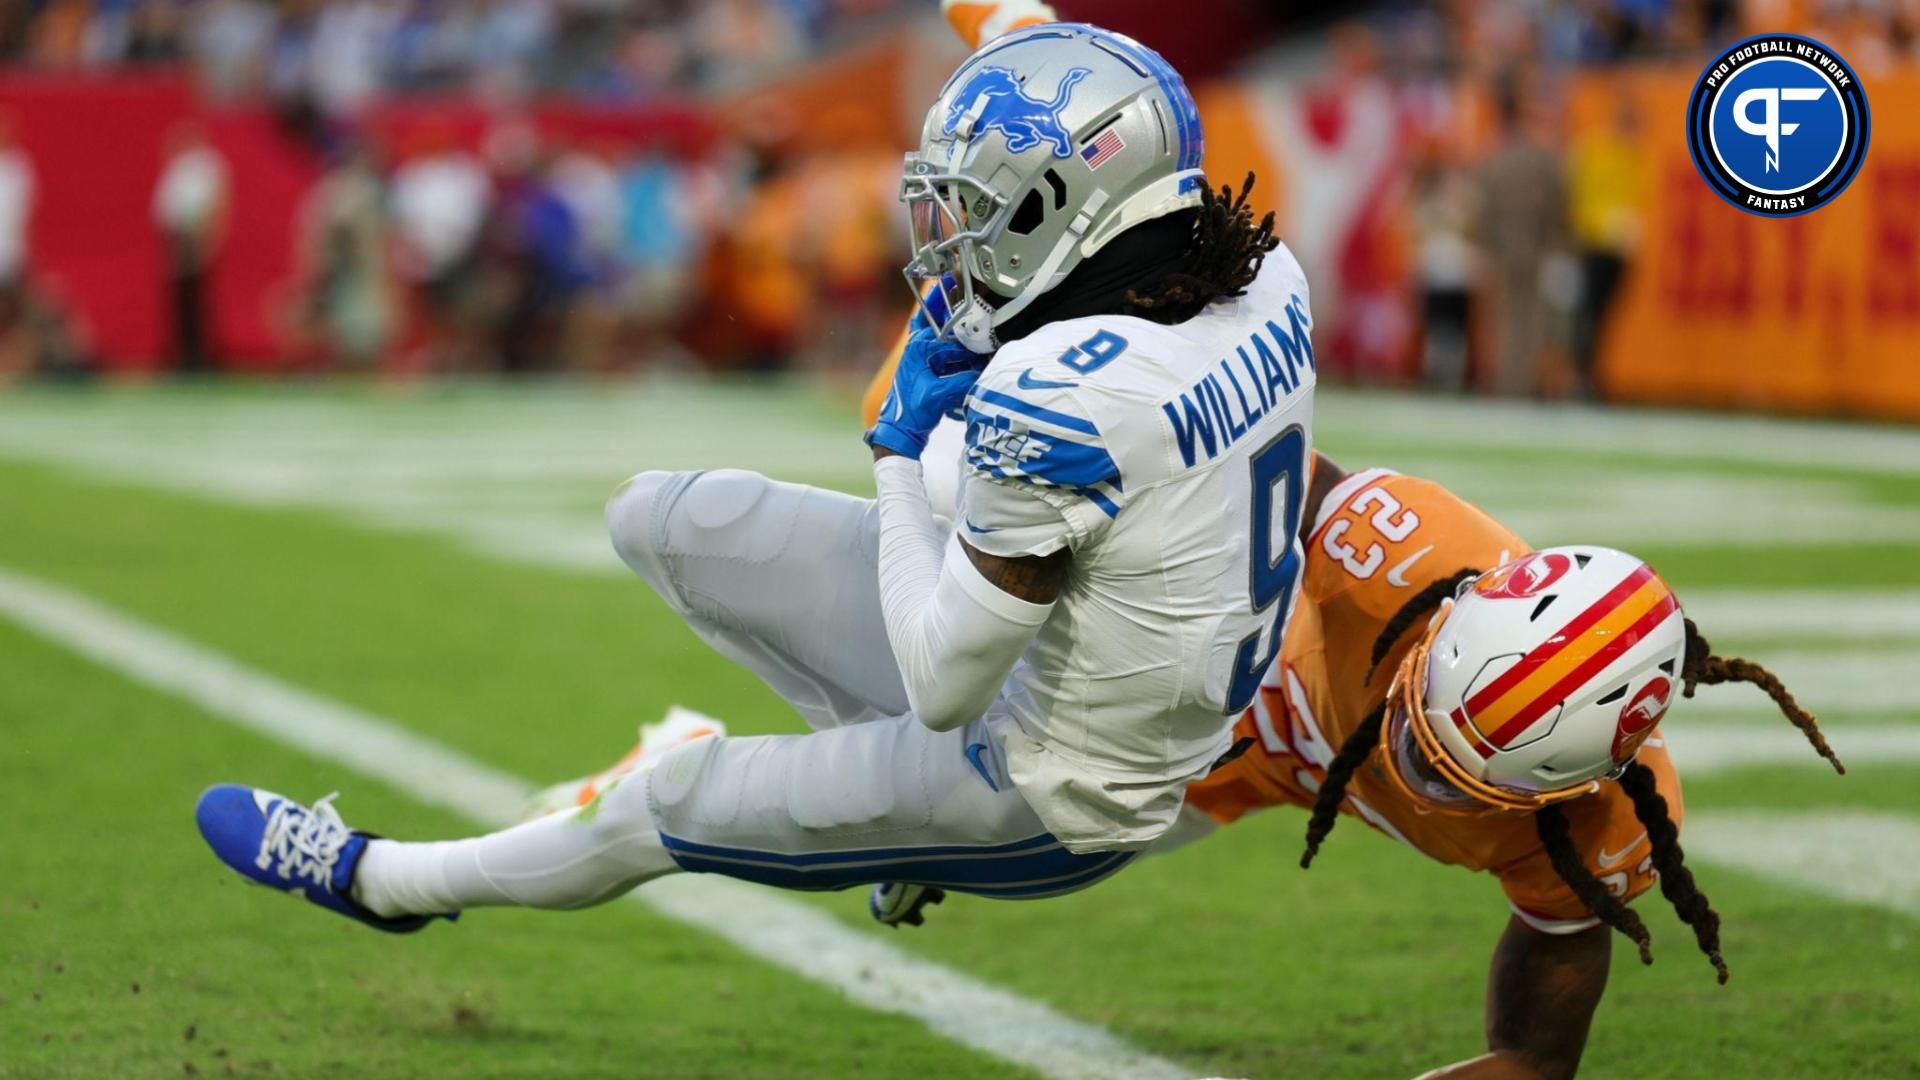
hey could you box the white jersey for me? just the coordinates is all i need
[957,249,1317,851]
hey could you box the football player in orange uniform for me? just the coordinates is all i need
[565,7,1839,1076]
[530,448,1841,1079]
[850,12,1839,1075]
[1169,454,1842,1078]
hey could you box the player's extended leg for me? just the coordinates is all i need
[194,774,679,926]
[605,469,913,730]
[635,712,1134,898]
[197,712,1133,925]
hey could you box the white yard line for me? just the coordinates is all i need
[1676,651,1920,716]
[1678,590,1920,641]
[1313,392,1920,478]
[1681,811,1920,918]
[0,566,1190,1080]
[6,385,1919,475]
[1664,726,1920,775]
[4,388,1920,566]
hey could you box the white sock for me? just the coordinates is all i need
[351,773,678,917]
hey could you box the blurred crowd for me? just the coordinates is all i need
[286,126,712,375]
[0,0,1913,394]
[0,0,911,110]
[0,93,914,381]
[276,128,900,376]
[0,0,920,380]
[1376,0,1918,71]
[1322,0,1919,399]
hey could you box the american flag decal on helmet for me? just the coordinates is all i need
[1080,128,1126,170]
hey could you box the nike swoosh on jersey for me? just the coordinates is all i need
[964,742,999,791]
[1017,369,1076,390]
[1598,831,1648,868]
[1385,545,1437,587]
[964,520,1000,535]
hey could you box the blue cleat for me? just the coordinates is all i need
[194,784,451,934]
[869,881,945,929]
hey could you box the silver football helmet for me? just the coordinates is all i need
[901,22,1205,353]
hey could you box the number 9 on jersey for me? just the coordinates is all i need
[1225,426,1307,714]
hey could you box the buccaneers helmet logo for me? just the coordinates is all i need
[1473,552,1573,601]
[1611,676,1673,763]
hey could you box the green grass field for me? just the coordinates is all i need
[1,382,1915,1079]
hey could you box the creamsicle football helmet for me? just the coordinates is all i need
[1382,547,1688,814]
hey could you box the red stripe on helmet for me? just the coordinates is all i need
[1460,564,1657,718]
[1451,706,1498,759]
[1480,590,1680,751]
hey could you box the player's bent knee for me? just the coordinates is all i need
[606,469,695,587]
[608,467,788,561]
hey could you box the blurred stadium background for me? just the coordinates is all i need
[1,1,1917,1077]
[0,0,1911,410]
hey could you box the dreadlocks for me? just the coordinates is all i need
[1535,797,1654,967]
[1619,761,1727,982]
[1298,568,1845,982]
[1681,617,1844,774]
[1303,567,1476,868]
[1124,172,1279,325]
[1300,704,1385,870]
[1369,569,1482,679]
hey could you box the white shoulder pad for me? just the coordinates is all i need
[962,335,1124,521]
[1251,241,1312,312]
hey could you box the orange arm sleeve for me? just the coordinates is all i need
[861,320,915,430]
[944,1,1057,49]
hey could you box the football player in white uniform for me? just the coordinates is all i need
[193,23,1320,930]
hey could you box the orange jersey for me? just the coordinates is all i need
[945,1,1056,49]
[861,322,911,430]
[1188,468,1684,930]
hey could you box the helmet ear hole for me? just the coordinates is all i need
[1007,189,1045,236]
[1044,168,1067,210]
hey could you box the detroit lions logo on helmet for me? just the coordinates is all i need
[944,66,1090,158]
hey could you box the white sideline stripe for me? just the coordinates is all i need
[1665,725,1920,775]
[0,566,1190,1080]
[1313,392,1920,477]
[1679,590,1920,641]
[1675,651,1920,715]
[1683,811,1920,917]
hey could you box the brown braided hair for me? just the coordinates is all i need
[1367,569,1482,680]
[1300,704,1385,869]
[1124,172,1279,325]
[1619,760,1728,982]
[1535,798,1655,967]
[1681,617,1844,774]
[1303,567,1476,868]
[1298,565,1844,982]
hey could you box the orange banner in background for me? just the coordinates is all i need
[696,43,1920,420]
[1572,68,1920,420]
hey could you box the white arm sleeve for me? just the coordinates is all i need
[874,455,1054,732]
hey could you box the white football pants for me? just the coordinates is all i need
[353,468,1131,918]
